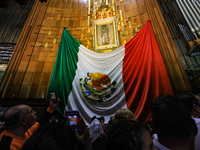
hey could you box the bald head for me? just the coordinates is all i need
[5,105,36,129]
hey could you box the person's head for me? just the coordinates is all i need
[97,116,105,127]
[105,120,156,150]
[112,108,136,124]
[91,116,97,123]
[22,122,82,150]
[5,104,36,130]
[151,94,197,149]
[100,116,105,122]
[178,94,200,118]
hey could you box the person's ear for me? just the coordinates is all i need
[20,117,27,126]
[193,104,200,113]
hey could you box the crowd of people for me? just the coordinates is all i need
[0,93,200,150]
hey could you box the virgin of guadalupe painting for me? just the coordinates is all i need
[93,17,119,50]
[100,25,110,45]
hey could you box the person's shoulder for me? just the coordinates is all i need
[10,137,26,150]
[0,130,7,141]
[194,118,200,125]
[0,130,23,139]
[1,130,25,140]
[0,130,26,150]
[25,122,39,138]
[153,139,170,150]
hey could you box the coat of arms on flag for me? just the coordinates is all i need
[79,72,117,103]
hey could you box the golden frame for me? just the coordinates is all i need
[93,17,119,50]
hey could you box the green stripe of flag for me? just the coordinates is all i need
[46,28,80,113]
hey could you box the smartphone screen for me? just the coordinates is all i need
[65,110,82,134]
[50,91,56,100]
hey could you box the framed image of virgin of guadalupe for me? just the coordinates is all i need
[93,17,119,50]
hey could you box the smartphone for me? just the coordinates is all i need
[50,91,57,103]
[65,110,82,134]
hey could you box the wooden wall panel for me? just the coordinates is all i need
[144,0,191,94]
[0,0,192,105]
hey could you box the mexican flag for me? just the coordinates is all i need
[47,20,173,124]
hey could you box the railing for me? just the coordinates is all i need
[176,0,200,39]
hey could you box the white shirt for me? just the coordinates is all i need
[153,139,170,150]
[194,118,200,150]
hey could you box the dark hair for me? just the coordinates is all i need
[96,116,105,123]
[100,116,105,122]
[91,116,97,122]
[178,94,199,114]
[105,120,149,150]
[22,122,82,150]
[151,94,195,141]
